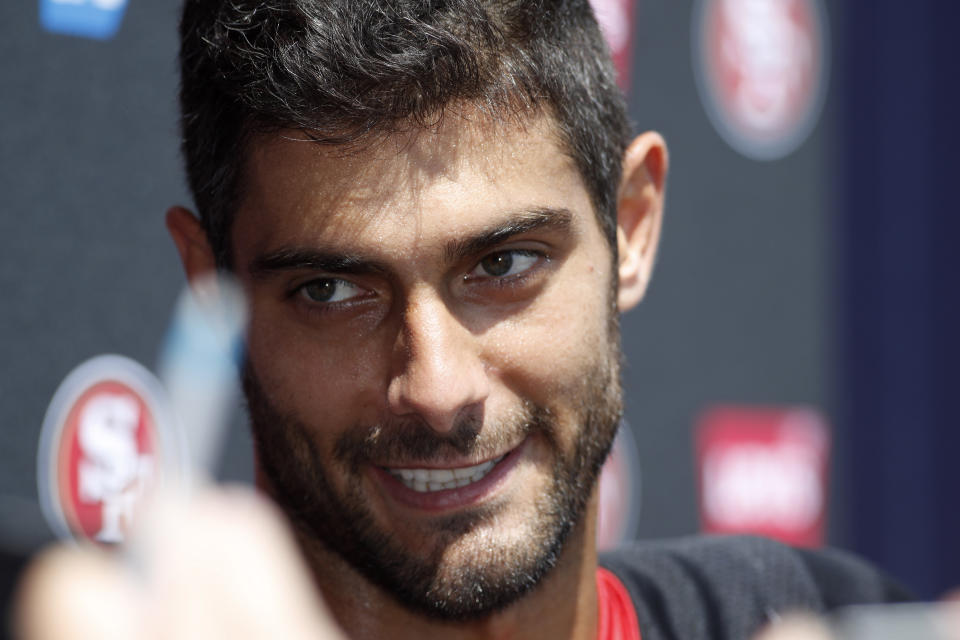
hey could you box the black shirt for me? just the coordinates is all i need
[600,536,911,640]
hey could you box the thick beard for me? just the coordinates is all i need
[245,344,622,621]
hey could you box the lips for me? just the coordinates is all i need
[386,455,506,492]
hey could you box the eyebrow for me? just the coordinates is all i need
[443,207,574,263]
[248,206,575,279]
[248,249,390,280]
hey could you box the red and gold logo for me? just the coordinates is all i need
[693,0,829,160]
[38,355,177,545]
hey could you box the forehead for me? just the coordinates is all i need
[233,112,595,257]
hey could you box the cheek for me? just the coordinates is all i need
[484,257,613,399]
[244,304,390,427]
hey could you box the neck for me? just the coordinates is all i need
[289,496,600,640]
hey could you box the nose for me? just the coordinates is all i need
[386,291,490,434]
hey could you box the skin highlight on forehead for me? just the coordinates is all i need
[233,110,591,269]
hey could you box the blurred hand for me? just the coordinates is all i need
[753,616,834,640]
[754,606,960,640]
[15,489,346,640]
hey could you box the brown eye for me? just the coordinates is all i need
[302,280,335,302]
[480,252,514,277]
[299,278,363,303]
[471,250,540,279]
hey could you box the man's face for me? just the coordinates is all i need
[231,114,623,619]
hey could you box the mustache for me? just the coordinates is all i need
[333,402,555,470]
[241,364,558,470]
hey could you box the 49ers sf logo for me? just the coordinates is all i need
[38,355,175,545]
[692,0,829,160]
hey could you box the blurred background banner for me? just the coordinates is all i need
[1,0,958,615]
[696,406,830,548]
[40,0,130,40]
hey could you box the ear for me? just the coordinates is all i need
[166,206,218,283]
[616,131,668,312]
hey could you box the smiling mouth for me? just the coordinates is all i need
[385,455,507,493]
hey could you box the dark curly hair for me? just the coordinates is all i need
[178,0,632,266]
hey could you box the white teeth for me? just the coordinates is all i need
[432,469,455,482]
[388,455,505,492]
